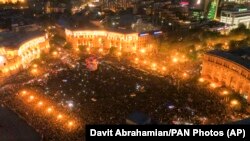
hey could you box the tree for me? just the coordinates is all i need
[214,43,223,50]
[230,23,250,35]
[78,45,86,52]
[64,43,72,50]
[109,46,118,55]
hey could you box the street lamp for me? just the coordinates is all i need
[38,101,43,106]
[198,78,204,83]
[140,48,146,54]
[57,114,63,120]
[210,83,217,88]
[172,57,178,63]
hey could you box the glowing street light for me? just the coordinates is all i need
[47,107,53,113]
[75,48,80,52]
[21,90,27,96]
[38,101,43,106]
[183,72,188,77]
[162,66,166,71]
[86,47,90,52]
[210,83,217,88]
[222,90,229,95]
[140,48,146,54]
[198,78,204,83]
[33,64,38,68]
[151,63,157,70]
[230,99,239,106]
[98,48,103,53]
[117,52,122,57]
[29,95,34,100]
[68,121,74,128]
[172,57,178,63]
[52,51,58,57]
[134,57,139,64]
[31,68,38,75]
[57,114,63,120]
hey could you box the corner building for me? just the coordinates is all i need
[65,29,161,55]
[201,49,250,102]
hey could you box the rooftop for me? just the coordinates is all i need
[57,16,101,30]
[207,48,250,70]
[0,30,44,49]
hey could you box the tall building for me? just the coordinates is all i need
[27,0,46,13]
[220,8,250,29]
[99,0,133,11]
[189,0,220,20]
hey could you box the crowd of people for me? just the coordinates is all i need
[0,49,249,140]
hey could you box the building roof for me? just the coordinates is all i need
[207,48,250,70]
[57,16,101,30]
[106,27,136,34]
[0,30,45,49]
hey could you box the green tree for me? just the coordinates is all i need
[109,46,118,55]
[230,24,250,35]
[214,43,223,50]
[78,45,86,51]
[64,43,72,50]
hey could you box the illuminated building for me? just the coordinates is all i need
[0,0,25,3]
[223,0,250,3]
[65,29,161,55]
[0,31,49,76]
[99,0,133,11]
[201,49,250,102]
[207,0,219,20]
[189,0,219,20]
[220,9,250,29]
[45,1,66,14]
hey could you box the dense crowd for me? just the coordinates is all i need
[0,53,249,141]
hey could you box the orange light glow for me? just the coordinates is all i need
[52,51,58,56]
[38,101,43,106]
[151,63,157,70]
[222,90,229,95]
[31,68,38,74]
[29,95,34,100]
[183,73,187,77]
[57,114,63,120]
[86,47,90,52]
[98,48,103,53]
[75,48,80,52]
[230,99,239,106]
[162,66,166,71]
[68,121,74,127]
[117,52,122,56]
[33,64,38,68]
[210,83,217,88]
[21,90,27,96]
[47,107,53,113]
[172,57,178,63]
[198,78,204,82]
[140,48,146,54]
[151,63,157,68]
